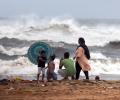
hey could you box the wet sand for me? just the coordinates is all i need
[0,80,120,100]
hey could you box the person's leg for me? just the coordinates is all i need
[37,67,41,83]
[58,69,68,80]
[37,74,40,83]
[41,68,45,81]
[42,68,47,86]
[47,70,50,81]
[64,76,68,80]
[71,75,75,80]
[52,72,57,80]
[75,61,82,80]
[58,69,65,77]
[83,71,89,80]
[42,74,44,81]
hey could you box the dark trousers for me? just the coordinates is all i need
[75,61,89,80]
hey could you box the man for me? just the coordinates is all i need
[59,52,76,80]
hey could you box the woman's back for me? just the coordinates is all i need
[75,47,91,71]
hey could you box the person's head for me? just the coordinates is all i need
[78,37,85,45]
[40,50,46,55]
[50,54,56,61]
[64,52,69,59]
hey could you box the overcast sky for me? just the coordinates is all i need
[0,0,120,19]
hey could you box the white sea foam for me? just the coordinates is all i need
[0,45,28,55]
[0,15,120,80]
[0,15,120,46]
[90,52,107,60]
[0,56,120,80]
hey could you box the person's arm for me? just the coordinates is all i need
[43,57,47,62]
[73,46,79,59]
[75,47,83,59]
[86,46,90,60]
[73,56,76,60]
[39,56,47,62]
[59,58,63,69]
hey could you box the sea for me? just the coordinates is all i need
[0,15,120,80]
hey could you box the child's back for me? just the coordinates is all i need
[47,61,55,74]
[47,55,57,80]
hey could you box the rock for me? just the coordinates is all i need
[0,79,10,85]
[95,76,100,81]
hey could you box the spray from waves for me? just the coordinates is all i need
[90,58,120,75]
[0,37,77,58]
[0,57,37,80]
[0,15,120,46]
[106,41,120,49]
[0,55,120,80]
[0,37,120,59]
[0,45,28,56]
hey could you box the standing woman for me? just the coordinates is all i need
[75,37,91,80]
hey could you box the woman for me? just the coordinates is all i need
[75,37,91,80]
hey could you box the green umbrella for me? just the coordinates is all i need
[27,42,53,65]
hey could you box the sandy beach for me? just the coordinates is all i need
[0,79,120,100]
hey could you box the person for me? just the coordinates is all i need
[47,54,57,81]
[75,37,91,80]
[58,52,76,80]
[37,50,47,84]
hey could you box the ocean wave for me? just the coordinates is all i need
[0,37,120,59]
[0,37,32,47]
[0,45,28,56]
[0,37,76,47]
[1,57,120,80]
[0,44,75,59]
[106,41,120,49]
[0,37,77,58]
[0,15,120,46]
[0,53,19,60]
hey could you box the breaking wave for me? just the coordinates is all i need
[0,15,120,46]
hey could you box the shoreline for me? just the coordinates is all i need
[0,80,120,100]
[0,74,120,81]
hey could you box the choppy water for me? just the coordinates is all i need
[0,15,120,80]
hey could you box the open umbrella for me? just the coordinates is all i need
[27,42,53,65]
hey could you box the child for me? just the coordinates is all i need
[37,50,47,84]
[58,52,76,80]
[47,54,57,81]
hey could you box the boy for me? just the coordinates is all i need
[37,50,47,84]
[47,54,57,81]
[58,52,76,80]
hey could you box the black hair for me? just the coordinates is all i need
[78,37,85,45]
[40,50,46,54]
[64,52,69,58]
[50,54,56,61]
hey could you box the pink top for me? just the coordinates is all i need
[75,47,91,71]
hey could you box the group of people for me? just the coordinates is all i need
[37,37,91,86]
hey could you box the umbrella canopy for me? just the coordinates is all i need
[27,42,53,65]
